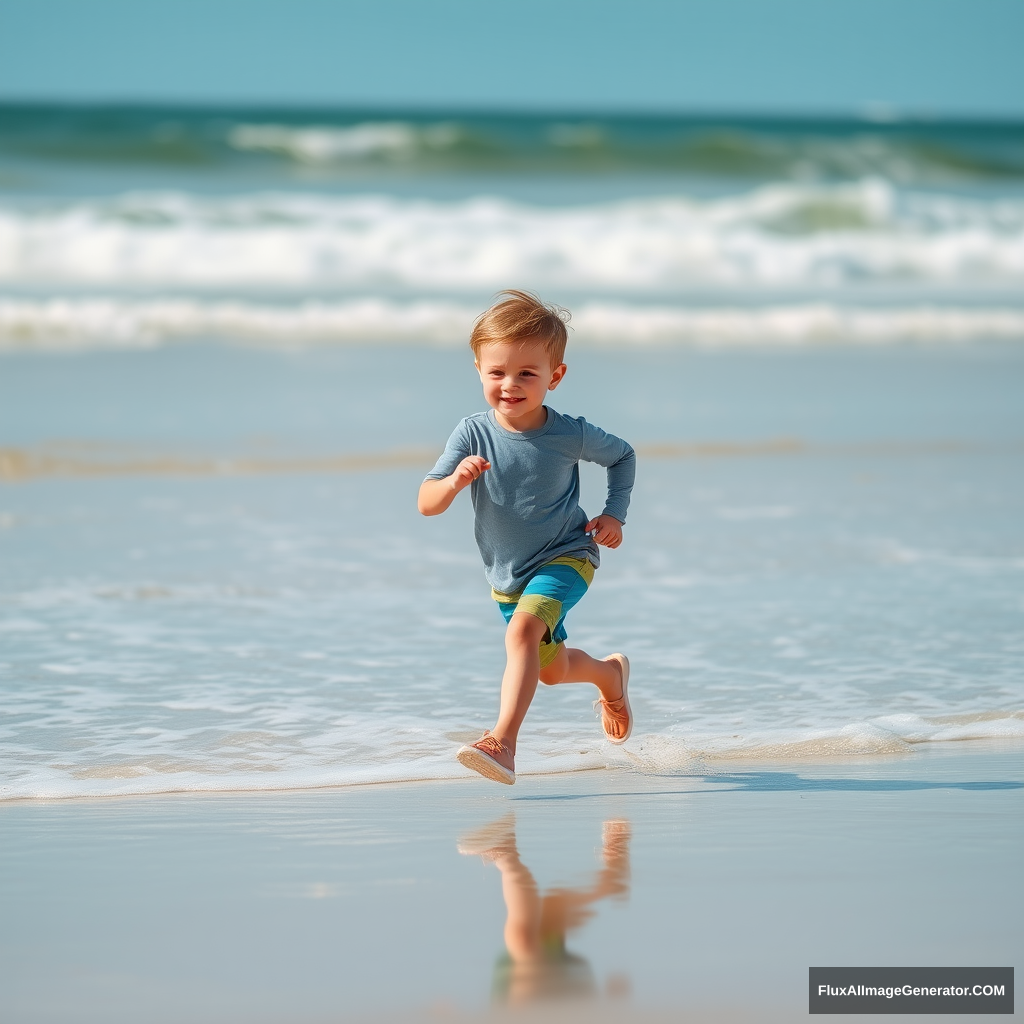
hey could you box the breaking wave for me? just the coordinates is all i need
[227,121,464,163]
[2,181,1023,291]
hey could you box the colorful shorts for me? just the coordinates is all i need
[491,555,595,669]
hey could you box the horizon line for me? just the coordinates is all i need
[1,95,1023,127]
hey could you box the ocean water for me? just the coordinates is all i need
[1,104,1022,799]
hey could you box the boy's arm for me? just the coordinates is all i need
[579,420,636,547]
[419,419,487,516]
[417,456,490,516]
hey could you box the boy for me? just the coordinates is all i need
[418,291,636,786]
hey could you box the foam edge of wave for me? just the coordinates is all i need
[3,715,1021,802]
[3,298,1024,352]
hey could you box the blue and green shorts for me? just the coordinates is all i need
[491,555,595,669]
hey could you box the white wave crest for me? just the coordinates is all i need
[0,297,471,348]
[2,180,1022,290]
[227,121,461,162]
[2,297,1023,351]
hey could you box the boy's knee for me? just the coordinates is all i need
[505,612,548,649]
[538,662,565,685]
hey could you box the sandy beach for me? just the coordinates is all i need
[1,741,1020,1022]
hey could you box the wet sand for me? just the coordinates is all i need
[1,741,1020,1023]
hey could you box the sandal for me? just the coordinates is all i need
[595,654,632,744]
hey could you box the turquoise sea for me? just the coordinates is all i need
[1,104,1022,798]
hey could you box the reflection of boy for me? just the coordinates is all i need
[457,815,632,1005]
[419,290,636,785]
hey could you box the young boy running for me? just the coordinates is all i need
[418,290,636,785]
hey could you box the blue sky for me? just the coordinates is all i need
[0,0,1021,116]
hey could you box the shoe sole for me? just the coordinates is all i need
[457,745,516,785]
[604,653,632,745]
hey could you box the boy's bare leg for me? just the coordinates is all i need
[540,646,623,701]
[539,646,628,740]
[488,611,549,770]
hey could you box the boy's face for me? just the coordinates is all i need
[475,338,566,432]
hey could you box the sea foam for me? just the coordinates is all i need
[3,713,1022,801]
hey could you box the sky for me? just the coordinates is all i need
[0,0,1022,117]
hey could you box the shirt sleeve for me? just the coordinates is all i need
[578,419,636,524]
[424,419,473,480]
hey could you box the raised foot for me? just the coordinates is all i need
[594,654,632,745]
[456,731,516,785]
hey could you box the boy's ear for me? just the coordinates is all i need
[547,363,568,391]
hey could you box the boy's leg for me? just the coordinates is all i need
[477,560,625,770]
[548,647,626,745]
[539,645,622,700]
[489,611,549,767]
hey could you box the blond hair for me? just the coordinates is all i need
[470,290,571,366]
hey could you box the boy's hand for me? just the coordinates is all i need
[452,455,490,491]
[418,456,490,516]
[586,514,623,549]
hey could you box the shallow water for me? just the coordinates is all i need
[1,344,1022,798]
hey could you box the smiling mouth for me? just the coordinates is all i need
[500,396,525,404]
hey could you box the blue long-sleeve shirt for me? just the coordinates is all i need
[425,407,635,594]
